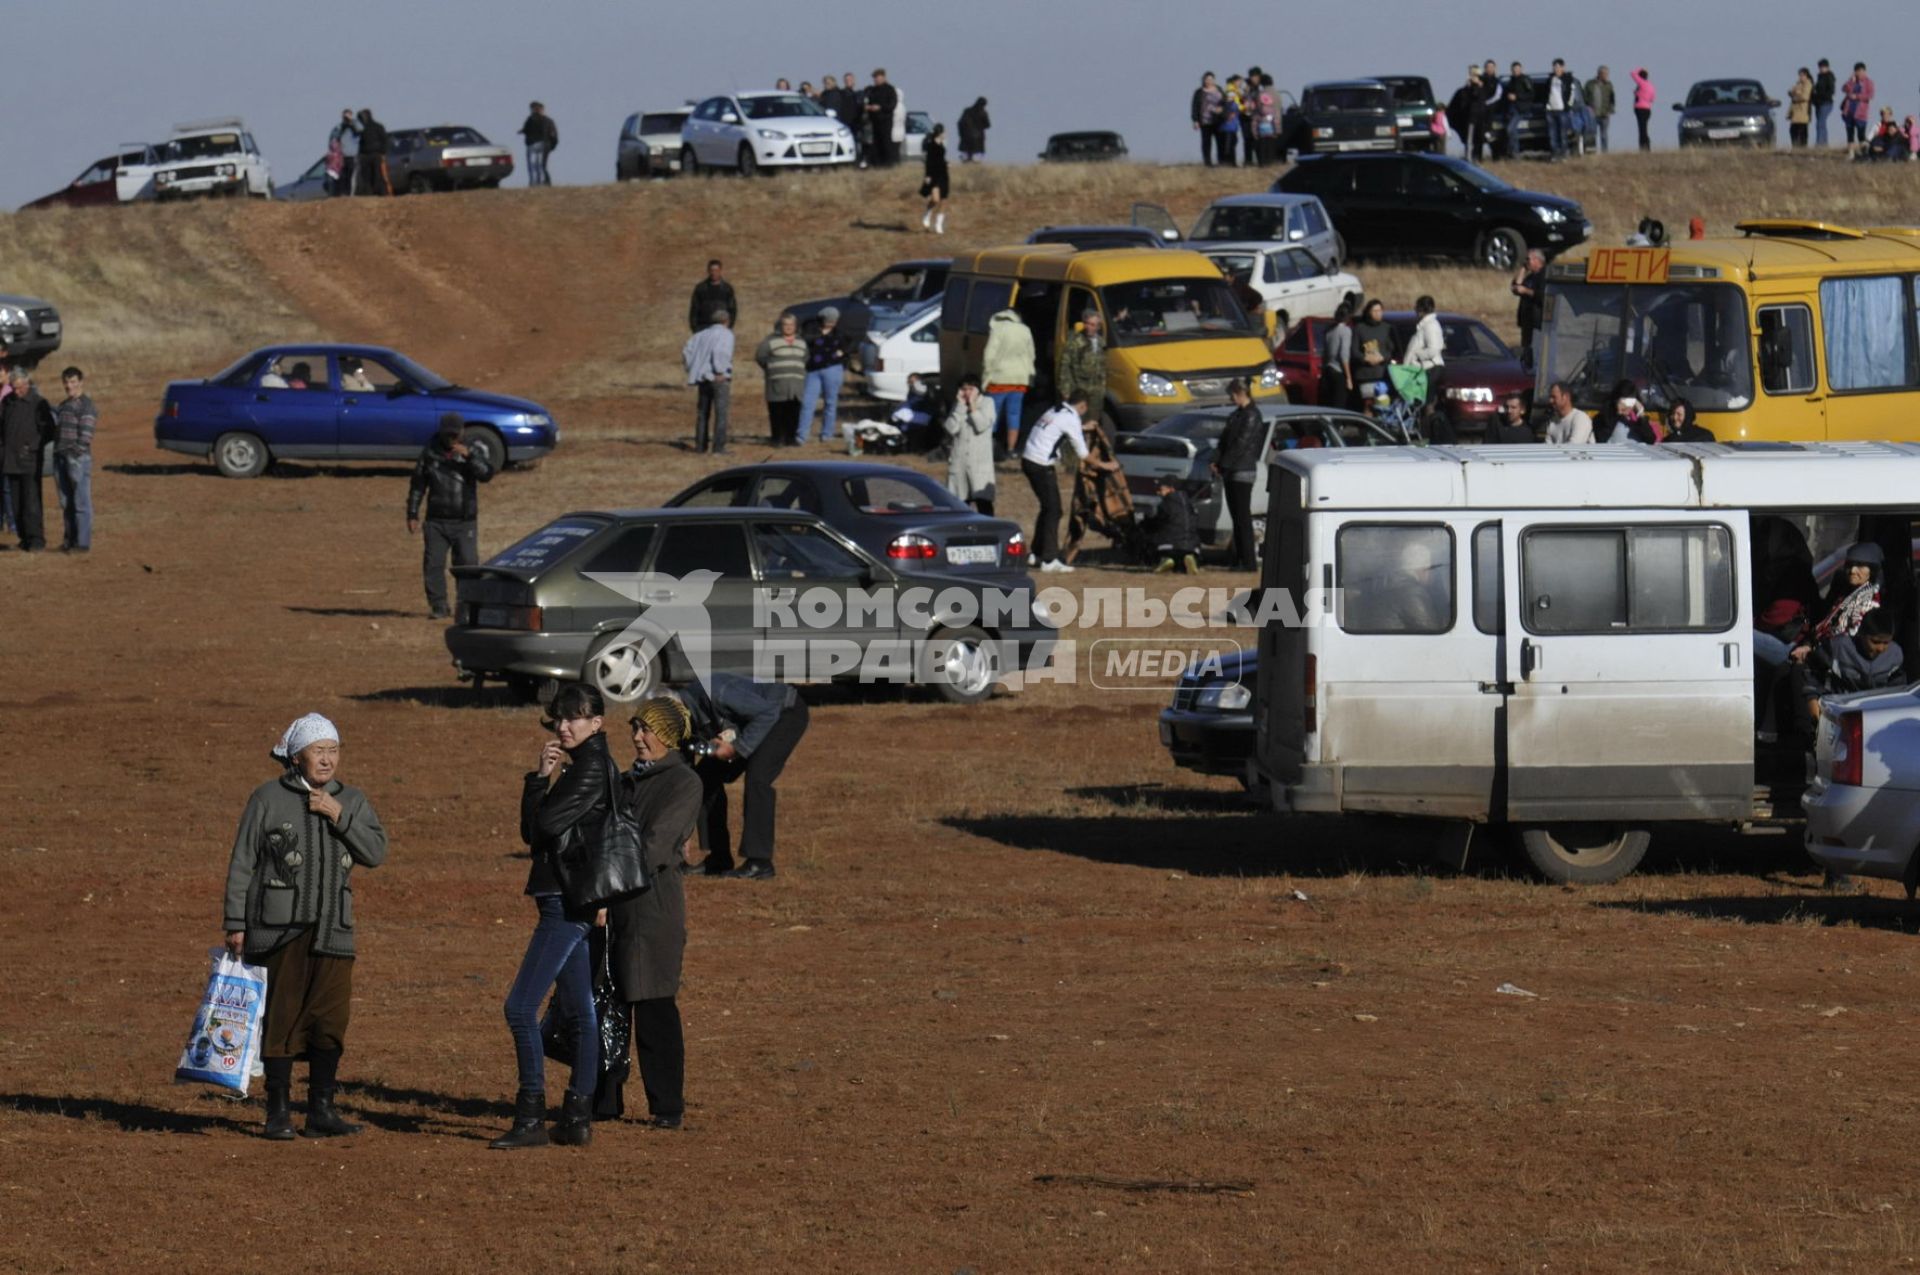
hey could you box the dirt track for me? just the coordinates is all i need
[8,159,1920,1272]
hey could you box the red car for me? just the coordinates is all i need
[22,146,159,210]
[1276,311,1531,436]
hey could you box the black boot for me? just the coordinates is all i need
[489,1089,549,1150]
[262,1057,295,1141]
[302,1049,363,1138]
[550,1089,593,1148]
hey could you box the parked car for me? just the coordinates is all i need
[1115,402,1413,540]
[860,298,942,402]
[901,110,935,161]
[680,92,857,175]
[619,107,692,178]
[0,293,64,365]
[153,343,558,478]
[1806,684,1920,887]
[1038,131,1128,162]
[1148,193,1343,269]
[787,258,951,350]
[664,461,1028,582]
[151,120,271,200]
[385,125,513,194]
[1675,79,1779,147]
[1197,246,1360,331]
[23,145,159,209]
[1273,152,1590,271]
[1160,648,1258,783]
[445,506,1054,705]
[1375,75,1441,151]
[1279,80,1400,157]
[1276,312,1530,436]
[274,156,333,203]
[1026,225,1172,251]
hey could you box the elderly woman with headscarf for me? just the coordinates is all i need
[222,712,389,1141]
[597,697,706,1126]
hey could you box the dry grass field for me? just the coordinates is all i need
[7,152,1920,1273]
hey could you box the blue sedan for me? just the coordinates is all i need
[154,343,559,477]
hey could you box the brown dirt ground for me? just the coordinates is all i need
[7,156,1920,1274]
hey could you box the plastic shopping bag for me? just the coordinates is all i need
[174,948,269,1095]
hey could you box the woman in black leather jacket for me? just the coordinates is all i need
[491,682,612,1151]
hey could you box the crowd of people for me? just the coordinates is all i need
[0,352,95,554]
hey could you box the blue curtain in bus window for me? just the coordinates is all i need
[1820,276,1912,391]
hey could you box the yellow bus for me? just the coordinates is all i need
[1539,221,1920,441]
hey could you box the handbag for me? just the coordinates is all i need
[555,761,650,910]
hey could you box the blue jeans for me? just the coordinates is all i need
[1754,630,1793,669]
[503,894,598,1096]
[798,364,843,444]
[526,141,549,186]
[1593,114,1610,152]
[989,388,1025,451]
[54,452,90,549]
[1815,100,1832,146]
[1546,110,1569,157]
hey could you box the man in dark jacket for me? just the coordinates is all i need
[356,109,391,195]
[517,101,558,187]
[1812,59,1837,146]
[862,69,900,166]
[958,97,990,160]
[688,259,737,334]
[0,369,55,551]
[1474,59,1503,161]
[818,75,847,126]
[1503,63,1535,158]
[407,413,494,618]
[1144,479,1201,574]
[1211,379,1265,570]
[1486,393,1538,443]
[1447,68,1482,157]
[678,671,808,881]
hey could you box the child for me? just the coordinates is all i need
[1801,608,1904,722]
[1143,478,1201,574]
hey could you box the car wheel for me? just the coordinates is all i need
[681,146,700,177]
[738,145,759,177]
[406,172,434,196]
[922,625,1000,705]
[586,634,663,703]
[212,431,269,479]
[1476,227,1526,272]
[460,425,506,473]
[1516,824,1650,885]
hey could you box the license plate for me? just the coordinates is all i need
[477,606,510,627]
[945,545,997,565]
[1397,116,1414,128]
[800,143,831,156]
[1707,128,1740,140]
[40,321,59,334]
[464,157,493,166]
[1159,721,1174,746]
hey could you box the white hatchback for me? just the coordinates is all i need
[860,299,942,402]
[1806,685,1920,889]
[1197,245,1361,331]
[680,92,857,175]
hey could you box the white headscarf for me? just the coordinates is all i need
[272,713,340,762]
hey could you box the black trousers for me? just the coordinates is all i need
[1634,108,1651,151]
[422,518,477,614]
[695,380,730,453]
[1199,123,1221,165]
[1023,458,1062,562]
[1225,479,1258,569]
[695,698,809,864]
[768,399,800,445]
[4,473,44,550]
[335,155,356,196]
[633,996,684,1119]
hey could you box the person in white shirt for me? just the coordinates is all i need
[1544,381,1594,444]
[1401,295,1446,370]
[1021,395,1091,572]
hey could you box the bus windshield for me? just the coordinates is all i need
[1543,282,1754,412]
[1102,277,1258,346]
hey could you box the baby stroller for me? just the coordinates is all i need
[1378,365,1429,444]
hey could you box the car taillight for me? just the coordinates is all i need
[165,400,178,418]
[1832,710,1863,787]
[887,534,937,560]
[870,356,885,371]
[1006,533,1026,558]
[441,156,461,167]
[1303,652,1317,736]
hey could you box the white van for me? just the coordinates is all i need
[1254,442,1920,883]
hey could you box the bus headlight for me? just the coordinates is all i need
[1138,372,1179,398]
[1258,365,1284,389]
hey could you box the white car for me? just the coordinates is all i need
[680,92,857,175]
[153,119,272,200]
[859,299,942,402]
[1197,245,1361,328]
[1806,685,1920,888]
[618,106,692,178]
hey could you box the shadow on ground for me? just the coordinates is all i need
[104,462,412,480]
[1596,892,1920,933]
[286,605,417,619]
[2,1092,252,1136]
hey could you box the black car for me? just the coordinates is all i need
[1272,153,1589,271]
[1674,78,1778,147]
[786,258,950,348]
[1026,225,1173,251]
[665,461,1029,583]
[1374,75,1441,151]
[1279,80,1400,158]
[1159,647,1256,783]
[446,507,1054,706]
[1038,131,1128,162]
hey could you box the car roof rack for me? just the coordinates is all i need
[1735,219,1866,240]
[173,117,247,133]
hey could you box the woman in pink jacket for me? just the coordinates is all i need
[1631,68,1656,151]
[1841,63,1874,148]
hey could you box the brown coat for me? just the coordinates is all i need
[607,751,703,1002]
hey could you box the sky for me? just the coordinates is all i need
[4,0,1914,209]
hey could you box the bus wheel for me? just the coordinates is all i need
[1516,824,1650,885]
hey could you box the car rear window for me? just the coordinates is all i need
[420,127,486,146]
[489,518,605,573]
[641,113,687,134]
[844,474,958,513]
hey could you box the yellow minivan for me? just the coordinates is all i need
[937,245,1286,431]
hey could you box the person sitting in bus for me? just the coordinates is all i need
[1798,608,1904,723]
[1662,397,1715,443]
[1486,393,1538,444]
[1544,382,1593,444]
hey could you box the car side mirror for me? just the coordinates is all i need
[1768,99,1781,108]
[1671,103,1683,111]
[722,113,739,125]
[1288,227,1305,241]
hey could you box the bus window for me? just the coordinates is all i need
[1336,524,1454,634]
[1521,525,1734,635]
[1819,276,1919,392]
[1542,282,1754,412]
[1472,522,1504,635]
[964,280,1012,335]
[1758,304,1816,396]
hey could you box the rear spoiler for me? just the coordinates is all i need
[450,563,536,581]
